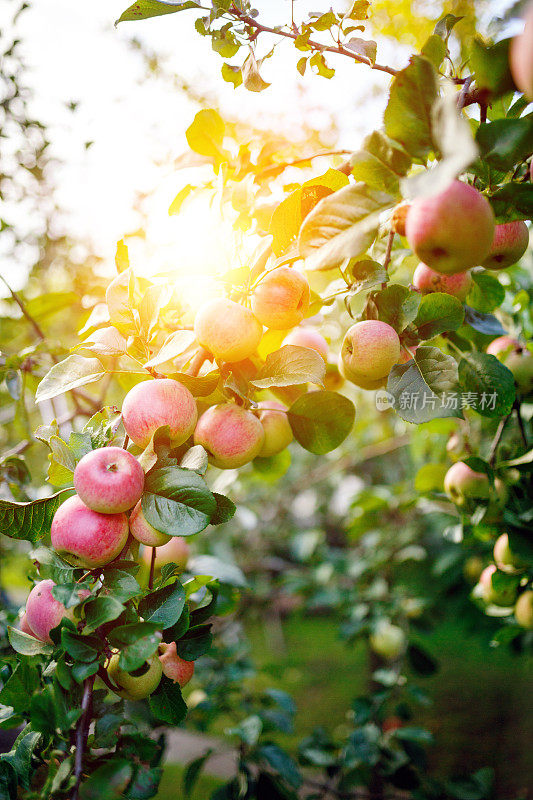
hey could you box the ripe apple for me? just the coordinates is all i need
[158,642,195,687]
[256,401,293,458]
[282,327,329,361]
[19,613,36,637]
[129,501,171,547]
[444,461,490,509]
[369,620,406,661]
[25,579,86,643]
[51,495,129,568]
[74,447,144,514]
[514,590,533,629]
[251,267,310,329]
[391,203,410,237]
[141,536,190,571]
[194,298,263,362]
[122,378,197,449]
[493,534,525,574]
[510,3,533,99]
[338,357,387,390]
[482,221,529,270]
[486,336,521,359]
[194,403,265,468]
[340,320,401,383]
[405,180,495,274]
[477,565,517,607]
[413,263,472,301]
[107,653,162,700]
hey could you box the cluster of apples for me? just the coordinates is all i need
[476,534,533,630]
[19,443,195,701]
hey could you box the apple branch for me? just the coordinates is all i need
[71,674,96,800]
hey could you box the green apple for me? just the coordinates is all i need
[107,653,162,700]
[369,620,406,661]
[444,462,490,510]
[493,534,525,574]
[514,590,533,629]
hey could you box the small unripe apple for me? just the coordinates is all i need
[514,590,533,629]
[406,180,495,274]
[129,501,171,547]
[51,495,129,568]
[510,3,533,99]
[477,565,517,607]
[391,203,410,237]
[122,378,197,449]
[413,263,472,301]
[142,536,190,572]
[282,328,329,361]
[505,348,533,396]
[493,534,525,574]
[194,404,265,468]
[158,641,195,686]
[25,579,83,643]
[340,320,401,382]
[463,555,484,584]
[251,267,310,329]
[107,653,162,700]
[256,401,293,458]
[369,620,406,661]
[444,461,490,509]
[482,221,529,270]
[194,298,263,362]
[74,447,144,514]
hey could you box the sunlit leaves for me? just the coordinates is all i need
[36,356,105,403]
[477,119,533,172]
[384,56,438,161]
[287,391,356,454]
[186,109,226,161]
[470,37,514,96]
[387,346,461,424]
[142,467,217,536]
[413,293,464,339]
[251,345,326,389]
[116,0,199,25]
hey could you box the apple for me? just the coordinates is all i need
[107,653,162,700]
[338,357,387,390]
[158,642,195,686]
[514,590,533,629]
[51,495,129,568]
[444,461,490,509]
[194,403,265,468]
[194,298,262,362]
[486,336,521,359]
[493,534,525,574]
[405,180,495,274]
[340,320,401,383]
[251,267,310,329]
[463,555,484,584]
[73,447,144,514]
[25,579,86,643]
[282,328,328,361]
[129,501,171,547]
[369,620,406,661]
[487,337,533,395]
[391,203,410,237]
[141,536,190,572]
[482,221,529,270]
[510,3,533,99]
[122,378,197,449]
[382,716,404,733]
[19,613,36,637]
[477,565,517,607]
[256,401,293,458]
[413,263,472,301]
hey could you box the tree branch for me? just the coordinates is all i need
[71,674,96,800]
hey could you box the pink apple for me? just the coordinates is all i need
[122,378,197,449]
[74,447,144,513]
[391,203,410,237]
[194,404,265,469]
[413,263,472,301]
[406,180,495,274]
[158,641,195,687]
[141,536,190,571]
[51,495,129,568]
[251,267,310,329]
[510,3,533,99]
[256,401,293,458]
[482,221,529,270]
[282,328,329,361]
[130,501,171,547]
[340,320,401,382]
[25,579,84,643]
[19,613,36,637]
[486,336,521,359]
[194,298,263,362]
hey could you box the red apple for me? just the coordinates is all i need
[482,221,529,270]
[122,378,197,449]
[194,298,263,362]
[51,495,129,568]
[25,579,85,643]
[282,328,329,361]
[251,267,310,329]
[194,404,265,468]
[413,263,472,301]
[130,501,171,546]
[19,612,36,637]
[74,447,144,513]
[158,641,195,686]
[510,2,533,99]
[340,320,401,382]
[256,401,293,458]
[141,536,190,571]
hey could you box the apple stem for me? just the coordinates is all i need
[187,346,210,377]
[71,674,96,800]
[149,547,156,591]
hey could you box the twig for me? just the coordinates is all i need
[488,413,510,466]
[149,547,156,591]
[255,149,352,178]
[514,399,528,448]
[187,347,210,377]
[381,229,395,288]
[71,674,95,800]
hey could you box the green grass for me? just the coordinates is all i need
[156,763,222,799]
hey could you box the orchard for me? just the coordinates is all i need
[0,2,533,800]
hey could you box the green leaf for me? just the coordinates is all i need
[0,661,40,713]
[287,390,355,454]
[384,56,439,160]
[345,37,377,65]
[188,555,246,587]
[387,347,461,424]
[414,293,464,339]
[79,758,133,800]
[211,493,236,524]
[470,37,514,96]
[457,352,516,417]
[253,449,291,483]
[138,581,186,628]
[468,273,505,314]
[251,345,326,388]
[168,371,220,396]
[463,307,505,336]
[116,0,199,25]
[299,183,394,270]
[99,569,141,603]
[421,34,446,68]
[106,269,135,334]
[108,622,161,672]
[489,183,533,221]
[36,356,104,403]
[258,744,302,789]
[142,467,217,536]
[144,331,196,369]
[1,730,41,791]
[186,109,225,159]
[84,596,126,630]
[477,119,533,172]
[414,463,448,492]
[24,292,80,322]
[183,750,214,798]
[434,14,463,39]
[175,623,213,660]
[350,131,411,195]
[61,629,102,662]
[0,490,68,543]
[348,259,388,293]
[149,676,187,725]
[374,285,421,332]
